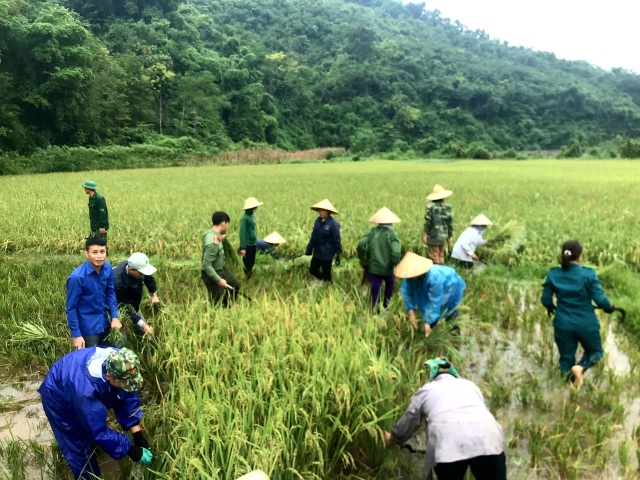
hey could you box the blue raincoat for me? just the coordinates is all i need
[400,265,466,324]
[38,347,143,479]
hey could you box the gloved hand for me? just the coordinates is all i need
[128,445,153,465]
[546,305,556,318]
[603,304,616,314]
[132,431,150,449]
[335,255,341,266]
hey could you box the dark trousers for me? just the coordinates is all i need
[368,273,395,310]
[201,268,242,307]
[434,452,506,480]
[554,328,603,374]
[452,259,474,270]
[83,328,114,348]
[310,257,332,282]
[242,245,257,278]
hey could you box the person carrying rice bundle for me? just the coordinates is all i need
[541,240,618,388]
[422,184,453,265]
[451,214,493,269]
[384,357,506,480]
[396,252,466,337]
[357,207,402,311]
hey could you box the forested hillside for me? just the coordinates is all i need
[2,0,640,161]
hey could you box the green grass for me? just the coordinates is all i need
[1,159,640,479]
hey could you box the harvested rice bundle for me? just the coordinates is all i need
[222,238,240,269]
[482,220,525,266]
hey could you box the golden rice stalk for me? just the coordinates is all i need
[482,220,526,266]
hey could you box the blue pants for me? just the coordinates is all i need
[554,328,603,374]
[42,398,101,479]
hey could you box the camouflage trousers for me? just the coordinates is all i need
[427,244,445,265]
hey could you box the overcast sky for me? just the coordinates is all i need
[414,0,640,73]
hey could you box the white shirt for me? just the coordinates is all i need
[391,374,504,472]
[451,226,487,262]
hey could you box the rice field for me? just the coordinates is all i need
[1,159,640,479]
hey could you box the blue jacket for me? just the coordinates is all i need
[305,216,342,261]
[38,347,142,460]
[541,264,611,331]
[66,261,119,337]
[400,265,466,324]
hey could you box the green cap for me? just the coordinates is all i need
[83,180,97,190]
[106,348,143,392]
[425,356,459,382]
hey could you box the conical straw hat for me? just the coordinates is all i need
[394,252,433,279]
[426,184,453,201]
[469,214,493,226]
[310,199,338,215]
[243,197,264,210]
[263,231,286,245]
[369,207,401,224]
[236,471,270,480]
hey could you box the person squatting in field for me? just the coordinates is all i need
[357,207,402,311]
[422,184,453,265]
[39,347,153,479]
[384,357,506,480]
[541,240,617,388]
[201,211,242,306]
[396,252,466,337]
[451,214,493,269]
[83,180,109,243]
[113,252,159,338]
[305,199,342,283]
[239,197,264,279]
[66,236,122,349]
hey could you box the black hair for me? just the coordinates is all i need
[245,208,255,215]
[560,240,582,270]
[212,211,230,226]
[85,236,107,250]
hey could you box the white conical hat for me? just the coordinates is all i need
[310,199,338,215]
[426,184,453,201]
[263,231,286,245]
[236,471,270,480]
[369,207,401,224]
[394,252,433,279]
[243,197,264,210]
[469,214,493,226]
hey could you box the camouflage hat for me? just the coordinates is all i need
[106,348,143,392]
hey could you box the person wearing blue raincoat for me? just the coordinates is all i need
[396,252,466,337]
[38,347,153,479]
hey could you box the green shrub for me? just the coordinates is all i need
[620,138,640,158]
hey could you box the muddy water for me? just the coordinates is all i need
[395,285,640,480]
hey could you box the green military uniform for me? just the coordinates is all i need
[201,230,241,306]
[357,226,402,276]
[424,200,453,265]
[541,264,611,374]
[88,192,109,240]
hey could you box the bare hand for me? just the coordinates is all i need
[383,431,395,448]
[151,293,160,304]
[143,324,154,336]
[408,310,418,330]
[471,253,479,261]
[217,278,229,288]
[240,249,246,258]
[447,237,452,245]
[99,228,107,234]
[73,336,85,350]
[111,318,122,330]
[424,323,432,337]
[422,233,427,245]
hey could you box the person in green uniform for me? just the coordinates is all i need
[84,180,109,241]
[541,240,616,388]
[239,197,263,279]
[357,207,402,311]
[201,211,242,306]
[422,184,453,265]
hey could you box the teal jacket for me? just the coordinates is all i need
[357,225,401,276]
[541,264,611,331]
[239,211,257,249]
